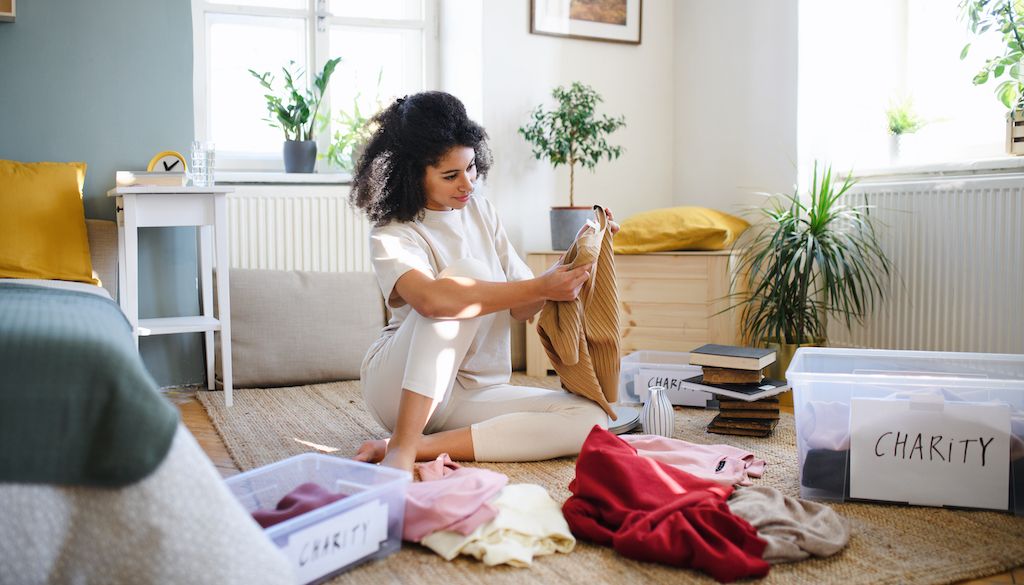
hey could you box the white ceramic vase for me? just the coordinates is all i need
[641,386,674,437]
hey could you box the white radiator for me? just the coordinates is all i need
[829,173,1024,354]
[227,184,372,273]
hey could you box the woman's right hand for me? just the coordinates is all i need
[538,263,591,301]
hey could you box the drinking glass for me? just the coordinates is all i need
[189,141,216,187]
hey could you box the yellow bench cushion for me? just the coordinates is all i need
[613,206,749,254]
[0,160,97,284]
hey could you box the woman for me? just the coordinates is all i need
[349,91,617,472]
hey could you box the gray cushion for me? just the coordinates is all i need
[218,269,385,388]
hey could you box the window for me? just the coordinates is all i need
[798,0,1006,177]
[192,0,438,171]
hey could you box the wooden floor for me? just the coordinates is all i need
[171,387,1022,584]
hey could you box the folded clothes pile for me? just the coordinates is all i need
[407,454,575,568]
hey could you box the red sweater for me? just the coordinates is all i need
[563,426,770,582]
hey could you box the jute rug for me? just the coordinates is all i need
[198,375,1024,585]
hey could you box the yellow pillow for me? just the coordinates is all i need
[613,206,750,254]
[0,160,97,284]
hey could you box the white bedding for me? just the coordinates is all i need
[0,425,294,585]
[0,278,112,300]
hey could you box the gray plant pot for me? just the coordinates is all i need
[550,207,595,251]
[283,140,317,173]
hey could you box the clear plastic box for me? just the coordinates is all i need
[619,350,710,407]
[787,347,1024,515]
[225,453,411,584]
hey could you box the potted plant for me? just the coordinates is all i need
[885,96,926,163]
[519,82,625,250]
[726,162,894,391]
[960,0,1024,154]
[249,57,341,173]
[320,72,383,173]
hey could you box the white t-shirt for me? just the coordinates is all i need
[366,195,534,389]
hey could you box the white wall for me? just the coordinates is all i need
[673,0,799,215]
[440,0,799,250]
[476,0,677,253]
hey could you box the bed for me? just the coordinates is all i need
[0,219,294,585]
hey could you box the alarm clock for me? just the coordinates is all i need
[147,150,188,173]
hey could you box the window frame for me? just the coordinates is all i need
[191,0,439,172]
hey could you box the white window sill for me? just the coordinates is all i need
[853,156,1024,182]
[215,171,352,185]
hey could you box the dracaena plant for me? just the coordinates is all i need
[727,162,894,346]
[960,0,1024,111]
[518,82,625,207]
[249,57,341,141]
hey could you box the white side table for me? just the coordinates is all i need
[107,186,235,407]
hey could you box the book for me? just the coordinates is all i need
[714,409,780,420]
[701,366,763,384]
[115,170,186,187]
[678,374,790,402]
[688,344,776,371]
[709,414,780,432]
[718,397,779,410]
[706,425,773,438]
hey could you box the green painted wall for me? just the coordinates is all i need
[0,0,205,386]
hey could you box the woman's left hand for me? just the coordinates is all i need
[604,208,621,235]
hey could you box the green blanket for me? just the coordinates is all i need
[0,283,179,486]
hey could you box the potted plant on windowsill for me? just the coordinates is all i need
[249,57,341,173]
[519,82,625,250]
[320,72,383,173]
[885,96,927,163]
[725,162,894,400]
[960,0,1024,155]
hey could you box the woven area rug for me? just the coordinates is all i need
[197,374,1024,585]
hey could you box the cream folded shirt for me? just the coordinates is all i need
[420,483,575,567]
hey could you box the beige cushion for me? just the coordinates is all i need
[86,219,118,300]
[219,269,385,388]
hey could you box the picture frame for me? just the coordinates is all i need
[530,0,642,45]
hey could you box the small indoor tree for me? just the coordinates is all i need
[519,82,625,207]
[518,82,625,249]
[960,0,1024,111]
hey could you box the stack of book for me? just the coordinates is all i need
[685,344,789,438]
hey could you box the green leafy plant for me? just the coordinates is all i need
[319,71,383,171]
[249,57,341,141]
[518,82,625,207]
[886,96,927,135]
[727,163,894,346]
[960,0,1024,110]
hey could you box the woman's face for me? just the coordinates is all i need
[423,146,477,211]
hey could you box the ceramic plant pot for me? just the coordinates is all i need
[549,207,594,251]
[283,140,317,173]
[763,337,826,407]
[641,386,674,437]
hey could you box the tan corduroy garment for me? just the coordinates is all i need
[537,206,621,420]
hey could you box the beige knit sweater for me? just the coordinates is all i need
[537,206,621,420]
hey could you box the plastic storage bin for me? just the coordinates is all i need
[619,350,710,407]
[788,347,1024,515]
[225,453,410,584]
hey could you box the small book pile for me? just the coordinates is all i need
[686,344,787,438]
[708,397,781,437]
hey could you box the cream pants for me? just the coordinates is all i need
[361,258,608,462]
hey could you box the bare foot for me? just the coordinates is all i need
[353,439,387,463]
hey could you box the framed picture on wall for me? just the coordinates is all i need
[530,0,642,45]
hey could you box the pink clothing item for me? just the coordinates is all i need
[619,434,766,487]
[252,482,347,528]
[404,454,508,542]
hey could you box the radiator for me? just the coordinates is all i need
[227,184,372,272]
[828,173,1024,354]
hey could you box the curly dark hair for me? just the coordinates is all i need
[349,91,493,226]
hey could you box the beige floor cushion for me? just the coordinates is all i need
[218,269,385,388]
